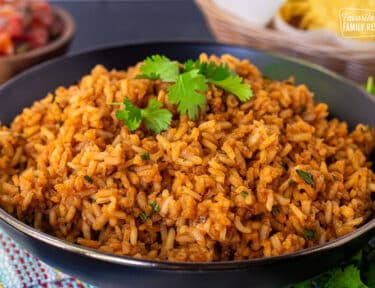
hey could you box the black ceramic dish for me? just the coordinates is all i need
[0,42,374,288]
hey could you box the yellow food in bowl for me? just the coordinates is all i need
[279,0,375,41]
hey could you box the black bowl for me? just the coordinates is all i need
[0,42,374,288]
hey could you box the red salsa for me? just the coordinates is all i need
[0,0,61,55]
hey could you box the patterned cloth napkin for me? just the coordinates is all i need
[0,227,96,288]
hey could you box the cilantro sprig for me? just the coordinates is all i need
[114,54,253,133]
[184,59,253,101]
[114,97,172,134]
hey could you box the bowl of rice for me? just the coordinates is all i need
[0,42,374,287]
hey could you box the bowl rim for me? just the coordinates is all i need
[0,41,374,271]
[0,5,75,62]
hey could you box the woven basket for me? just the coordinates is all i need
[196,0,375,83]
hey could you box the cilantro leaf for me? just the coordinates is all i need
[84,175,93,184]
[141,99,172,134]
[115,97,171,133]
[168,69,207,120]
[141,153,150,160]
[184,60,231,80]
[184,60,252,102]
[150,201,160,212]
[139,55,179,82]
[115,97,142,131]
[326,265,367,288]
[303,228,316,240]
[183,59,196,72]
[241,191,248,197]
[272,205,280,216]
[139,201,160,222]
[296,169,314,187]
[210,75,252,102]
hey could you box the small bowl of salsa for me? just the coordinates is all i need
[0,0,75,84]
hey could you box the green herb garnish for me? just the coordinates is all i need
[139,201,160,222]
[332,174,338,181]
[84,175,93,184]
[141,153,150,160]
[184,59,252,101]
[241,191,249,197]
[168,69,208,120]
[114,97,172,134]
[139,212,149,222]
[303,228,316,240]
[272,205,280,216]
[136,55,253,122]
[138,55,179,82]
[296,169,314,187]
[150,201,160,212]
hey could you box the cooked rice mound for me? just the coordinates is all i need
[0,54,374,262]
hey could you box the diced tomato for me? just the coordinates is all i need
[26,24,48,48]
[0,6,24,38]
[0,1,56,56]
[31,2,53,27]
[0,32,14,55]
[6,14,24,38]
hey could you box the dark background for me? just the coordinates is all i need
[53,0,214,53]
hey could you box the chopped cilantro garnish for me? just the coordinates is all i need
[114,97,172,134]
[139,212,149,222]
[141,153,150,160]
[139,201,160,222]
[138,55,179,82]
[303,228,316,240]
[296,169,314,187]
[84,175,93,184]
[150,201,160,212]
[272,205,280,216]
[241,191,249,197]
[332,174,338,181]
